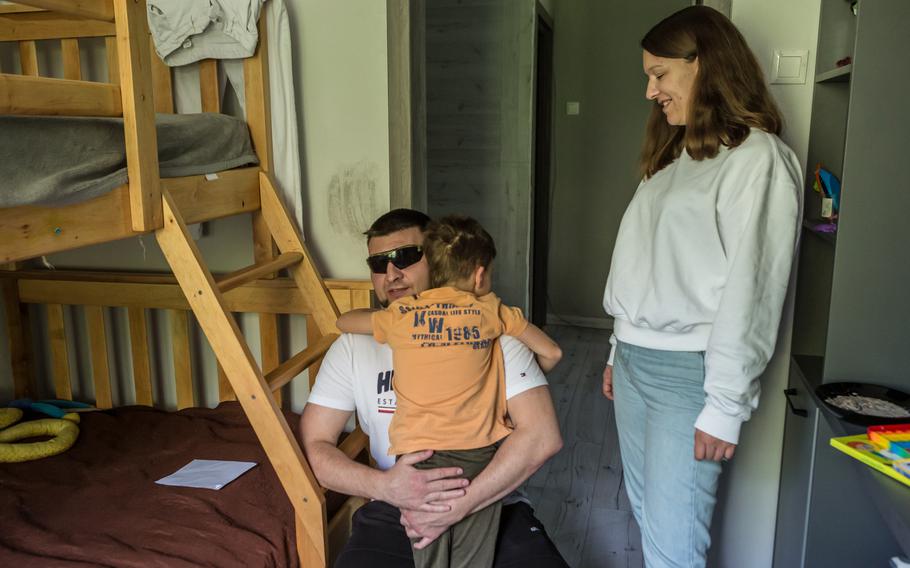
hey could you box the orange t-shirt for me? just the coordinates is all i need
[372,287,529,455]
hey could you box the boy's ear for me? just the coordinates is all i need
[472,265,486,292]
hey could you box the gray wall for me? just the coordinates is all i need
[546,0,688,327]
[424,0,536,311]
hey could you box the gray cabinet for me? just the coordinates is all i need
[773,360,902,568]
[772,366,817,568]
[803,412,899,568]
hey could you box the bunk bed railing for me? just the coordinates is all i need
[1,2,267,244]
[0,1,232,233]
[0,73,123,115]
[1,1,159,230]
[0,7,120,114]
[0,167,262,264]
[0,9,114,42]
[1,269,373,407]
[10,0,115,22]
[0,4,221,116]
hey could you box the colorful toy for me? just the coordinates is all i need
[831,423,910,486]
[814,163,842,212]
[868,424,910,460]
[895,459,910,479]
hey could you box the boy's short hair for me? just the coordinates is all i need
[364,209,431,240]
[424,215,496,288]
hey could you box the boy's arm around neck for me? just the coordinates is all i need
[336,308,376,335]
[516,323,562,373]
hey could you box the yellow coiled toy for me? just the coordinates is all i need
[0,407,80,462]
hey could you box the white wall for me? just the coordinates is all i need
[709,2,821,567]
[734,0,820,173]
[293,0,391,280]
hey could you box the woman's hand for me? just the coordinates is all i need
[694,429,736,461]
[602,365,614,400]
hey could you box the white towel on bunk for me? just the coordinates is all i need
[147,0,266,66]
[168,0,305,235]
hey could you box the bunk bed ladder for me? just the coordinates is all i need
[154,171,340,567]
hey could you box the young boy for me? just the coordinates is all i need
[336,215,561,568]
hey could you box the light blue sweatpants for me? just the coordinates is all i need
[612,340,723,568]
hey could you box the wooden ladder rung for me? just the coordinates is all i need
[265,333,339,392]
[216,252,303,293]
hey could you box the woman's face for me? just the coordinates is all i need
[642,50,699,126]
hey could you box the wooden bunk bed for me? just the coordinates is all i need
[0,1,365,565]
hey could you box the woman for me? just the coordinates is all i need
[601,6,801,567]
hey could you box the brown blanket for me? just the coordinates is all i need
[0,403,303,567]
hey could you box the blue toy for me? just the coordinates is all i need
[817,166,842,211]
[6,399,93,418]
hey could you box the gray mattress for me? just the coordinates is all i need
[0,113,259,208]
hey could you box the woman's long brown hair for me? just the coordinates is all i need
[639,6,782,179]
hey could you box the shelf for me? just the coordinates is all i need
[793,354,825,389]
[816,64,852,83]
[802,219,837,245]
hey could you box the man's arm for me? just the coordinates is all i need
[300,403,469,512]
[400,384,562,546]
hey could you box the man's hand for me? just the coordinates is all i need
[694,428,736,462]
[399,499,469,549]
[399,384,564,548]
[381,450,469,512]
[602,365,614,400]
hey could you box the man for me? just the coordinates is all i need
[301,209,567,567]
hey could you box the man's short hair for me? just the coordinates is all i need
[364,209,431,240]
[425,215,496,288]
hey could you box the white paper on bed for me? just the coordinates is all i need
[155,459,258,490]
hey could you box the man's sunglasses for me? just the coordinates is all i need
[366,245,424,274]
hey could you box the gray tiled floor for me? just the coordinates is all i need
[523,325,644,568]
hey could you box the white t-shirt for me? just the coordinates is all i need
[307,333,549,471]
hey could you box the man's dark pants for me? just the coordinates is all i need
[334,499,568,568]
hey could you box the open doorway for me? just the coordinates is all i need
[420,2,540,311]
[530,5,554,327]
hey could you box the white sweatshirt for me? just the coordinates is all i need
[603,129,802,444]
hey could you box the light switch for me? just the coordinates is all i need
[770,49,809,84]
[566,101,580,115]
